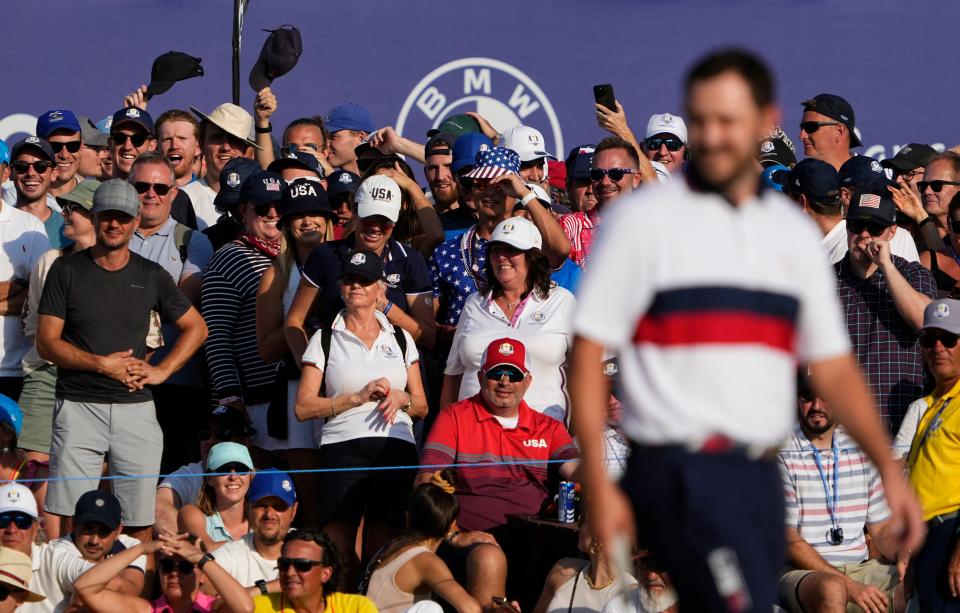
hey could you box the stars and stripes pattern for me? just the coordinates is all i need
[464,147,521,179]
[430,230,488,326]
[858,194,881,208]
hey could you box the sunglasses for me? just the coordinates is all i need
[799,121,841,134]
[277,557,324,573]
[485,367,525,382]
[212,462,250,474]
[11,160,54,174]
[920,331,960,349]
[250,202,279,217]
[846,219,888,237]
[198,425,257,442]
[133,181,173,196]
[50,140,82,154]
[634,555,665,573]
[0,513,34,530]
[798,391,816,403]
[158,558,196,574]
[951,219,960,235]
[644,137,683,152]
[0,585,26,602]
[111,132,149,148]
[918,180,960,193]
[590,168,637,182]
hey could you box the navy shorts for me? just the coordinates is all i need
[620,444,784,613]
[913,513,960,611]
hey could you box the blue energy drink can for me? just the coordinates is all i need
[558,481,575,523]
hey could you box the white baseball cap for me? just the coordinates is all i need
[499,125,557,162]
[354,175,401,223]
[0,483,37,518]
[645,113,688,143]
[489,216,542,252]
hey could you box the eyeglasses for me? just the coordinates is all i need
[133,181,173,196]
[158,558,196,574]
[799,121,841,134]
[278,557,325,573]
[846,219,888,237]
[485,367,525,382]
[0,513,34,530]
[11,160,54,174]
[589,168,637,182]
[634,555,665,573]
[644,137,684,152]
[0,584,26,602]
[198,425,257,442]
[918,180,960,193]
[898,168,924,181]
[49,140,82,154]
[920,331,960,349]
[111,132,149,148]
[212,462,250,474]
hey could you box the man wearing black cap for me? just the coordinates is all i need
[109,107,156,180]
[800,94,861,171]
[836,189,936,432]
[9,137,70,249]
[882,143,937,195]
[838,156,889,205]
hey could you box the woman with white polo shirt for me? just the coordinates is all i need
[295,249,428,580]
[440,217,576,423]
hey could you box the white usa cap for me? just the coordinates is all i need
[354,175,401,223]
[0,483,37,519]
[499,125,557,162]
[645,113,688,143]
[489,216,542,252]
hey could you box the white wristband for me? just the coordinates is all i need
[519,191,538,208]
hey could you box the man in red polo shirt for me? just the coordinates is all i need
[417,337,579,607]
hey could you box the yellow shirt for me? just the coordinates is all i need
[253,592,379,613]
[908,377,960,520]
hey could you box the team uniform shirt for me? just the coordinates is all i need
[302,238,432,327]
[821,221,920,265]
[253,592,378,613]
[446,287,575,423]
[835,255,936,431]
[907,377,960,521]
[211,533,278,586]
[558,207,599,267]
[779,427,891,565]
[23,534,147,613]
[181,178,218,229]
[0,204,48,376]
[420,395,580,531]
[301,310,419,446]
[573,177,851,448]
[157,460,203,507]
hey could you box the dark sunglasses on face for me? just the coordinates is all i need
[133,181,173,196]
[0,584,26,602]
[250,202,279,217]
[589,167,636,182]
[158,558,196,574]
[278,557,325,573]
[918,180,960,193]
[634,555,665,573]
[798,392,816,403]
[11,160,54,174]
[644,137,683,152]
[111,132,148,148]
[485,367,525,382]
[799,121,841,134]
[198,425,257,442]
[0,513,34,530]
[213,462,250,474]
[951,219,960,235]
[50,140,82,154]
[920,331,960,349]
[846,219,888,237]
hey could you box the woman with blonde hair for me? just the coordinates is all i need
[179,442,253,551]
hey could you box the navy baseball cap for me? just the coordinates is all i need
[74,490,122,530]
[847,190,896,226]
[452,133,494,173]
[425,132,456,157]
[36,110,81,139]
[10,136,54,162]
[327,169,359,201]
[215,157,262,212]
[111,106,154,135]
[881,144,938,173]
[339,250,385,283]
[267,150,324,178]
[839,155,889,190]
[240,171,285,207]
[248,469,297,506]
[280,178,336,225]
[565,144,596,181]
[785,158,840,201]
[324,103,374,134]
[801,94,861,147]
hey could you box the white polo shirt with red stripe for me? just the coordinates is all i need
[573,177,850,449]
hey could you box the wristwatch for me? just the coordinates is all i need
[197,552,215,571]
[255,579,269,595]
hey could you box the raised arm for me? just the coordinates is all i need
[871,240,933,330]
[254,87,278,170]
[490,173,570,268]
[74,541,158,613]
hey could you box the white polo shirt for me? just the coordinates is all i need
[23,534,147,613]
[574,178,850,448]
[211,532,278,587]
[181,178,218,229]
[0,203,49,376]
[446,287,575,423]
[302,310,419,446]
[821,219,919,265]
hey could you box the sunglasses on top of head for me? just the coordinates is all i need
[799,121,841,134]
[644,137,683,152]
[920,330,960,349]
[111,132,148,148]
[918,180,960,193]
[49,140,82,154]
[11,160,54,174]
[589,168,636,182]
[846,219,888,237]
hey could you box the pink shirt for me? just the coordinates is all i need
[152,592,217,613]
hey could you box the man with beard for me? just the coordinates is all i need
[602,551,679,613]
[776,374,905,613]
[208,471,298,598]
[423,133,475,238]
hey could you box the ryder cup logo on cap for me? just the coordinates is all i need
[351,252,367,266]
[226,172,241,188]
[870,160,882,173]
[25,136,40,146]
[761,141,775,153]
[500,125,557,162]
[282,480,292,492]
[645,113,688,142]
[338,173,353,185]
[935,302,951,319]
[394,57,563,160]
[48,111,63,122]
[499,342,515,356]
[125,108,141,119]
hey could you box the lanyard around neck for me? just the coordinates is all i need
[809,434,840,530]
